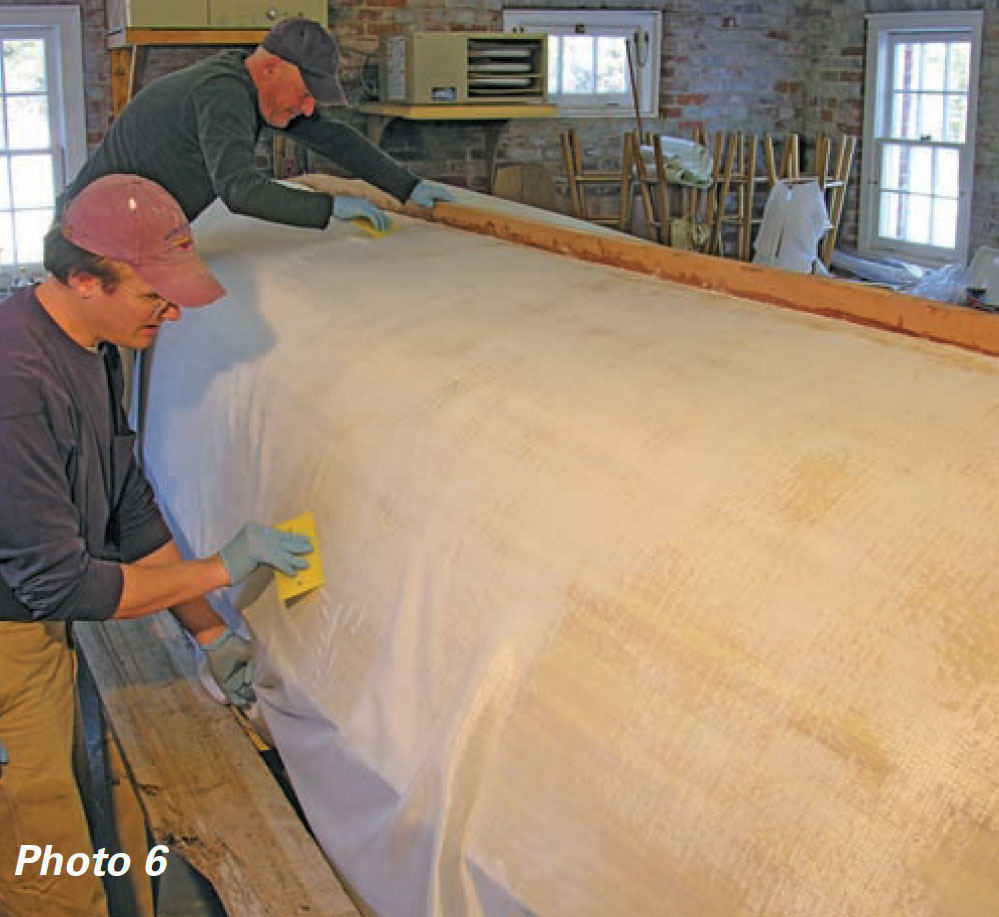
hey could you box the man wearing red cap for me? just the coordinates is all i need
[0,175,313,916]
[60,17,453,233]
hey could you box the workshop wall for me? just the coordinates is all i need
[0,0,111,148]
[8,0,996,253]
[332,0,998,254]
[332,0,813,212]
[798,0,998,261]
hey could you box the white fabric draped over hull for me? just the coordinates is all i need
[142,194,999,917]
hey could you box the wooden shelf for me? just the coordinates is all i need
[357,102,558,122]
[107,27,267,48]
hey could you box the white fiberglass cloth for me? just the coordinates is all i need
[142,198,999,917]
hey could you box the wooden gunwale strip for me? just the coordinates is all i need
[419,203,999,358]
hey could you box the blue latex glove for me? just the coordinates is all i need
[202,628,254,708]
[332,196,390,231]
[219,523,312,586]
[0,739,7,778]
[408,180,456,209]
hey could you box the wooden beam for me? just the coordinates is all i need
[420,203,999,357]
[109,47,134,119]
[74,615,360,917]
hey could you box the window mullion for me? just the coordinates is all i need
[590,34,598,99]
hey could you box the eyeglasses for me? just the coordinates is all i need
[118,283,176,317]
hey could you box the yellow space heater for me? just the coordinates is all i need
[379,32,548,105]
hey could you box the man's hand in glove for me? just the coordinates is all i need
[219,523,312,586]
[407,180,456,209]
[202,628,254,708]
[331,196,391,231]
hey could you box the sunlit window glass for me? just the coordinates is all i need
[922,42,946,91]
[931,198,957,248]
[0,211,13,266]
[562,36,594,94]
[2,39,46,92]
[11,154,53,208]
[13,207,50,263]
[595,37,626,93]
[7,96,50,149]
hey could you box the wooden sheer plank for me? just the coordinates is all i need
[417,201,999,357]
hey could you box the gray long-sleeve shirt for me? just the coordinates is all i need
[61,50,421,228]
[0,288,172,622]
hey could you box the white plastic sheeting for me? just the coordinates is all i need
[142,195,999,917]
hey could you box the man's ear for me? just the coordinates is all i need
[66,270,102,298]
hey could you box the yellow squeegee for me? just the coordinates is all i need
[272,511,324,602]
[350,216,397,239]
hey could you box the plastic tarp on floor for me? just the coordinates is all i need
[141,193,999,917]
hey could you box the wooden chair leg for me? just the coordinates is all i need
[780,133,800,180]
[629,132,659,242]
[814,133,830,191]
[617,132,634,234]
[820,135,856,267]
[560,131,582,219]
[712,132,738,256]
[739,134,758,261]
[702,132,723,248]
[651,138,672,245]
[763,134,778,187]
[572,131,589,218]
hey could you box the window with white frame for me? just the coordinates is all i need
[0,6,86,276]
[860,11,983,265]
[503,9,661,118]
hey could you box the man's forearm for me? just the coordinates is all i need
[170,596,229,646]
[130,539,230,643]
[285,115,420,203]
[116,539,229,625]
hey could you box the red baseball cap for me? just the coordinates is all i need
[61,174,225,308]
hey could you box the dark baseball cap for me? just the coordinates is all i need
[262,18,347,106]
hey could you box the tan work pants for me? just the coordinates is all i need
[0,622,152,917]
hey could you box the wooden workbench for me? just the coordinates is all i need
[74,614,360,916]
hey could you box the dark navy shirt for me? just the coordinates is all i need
[0,287,171,622]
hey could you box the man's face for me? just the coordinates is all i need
[94,266,181,350]
[258,59,316,128]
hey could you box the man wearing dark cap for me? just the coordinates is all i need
[0,174,313,916]
[60,18,453,232]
